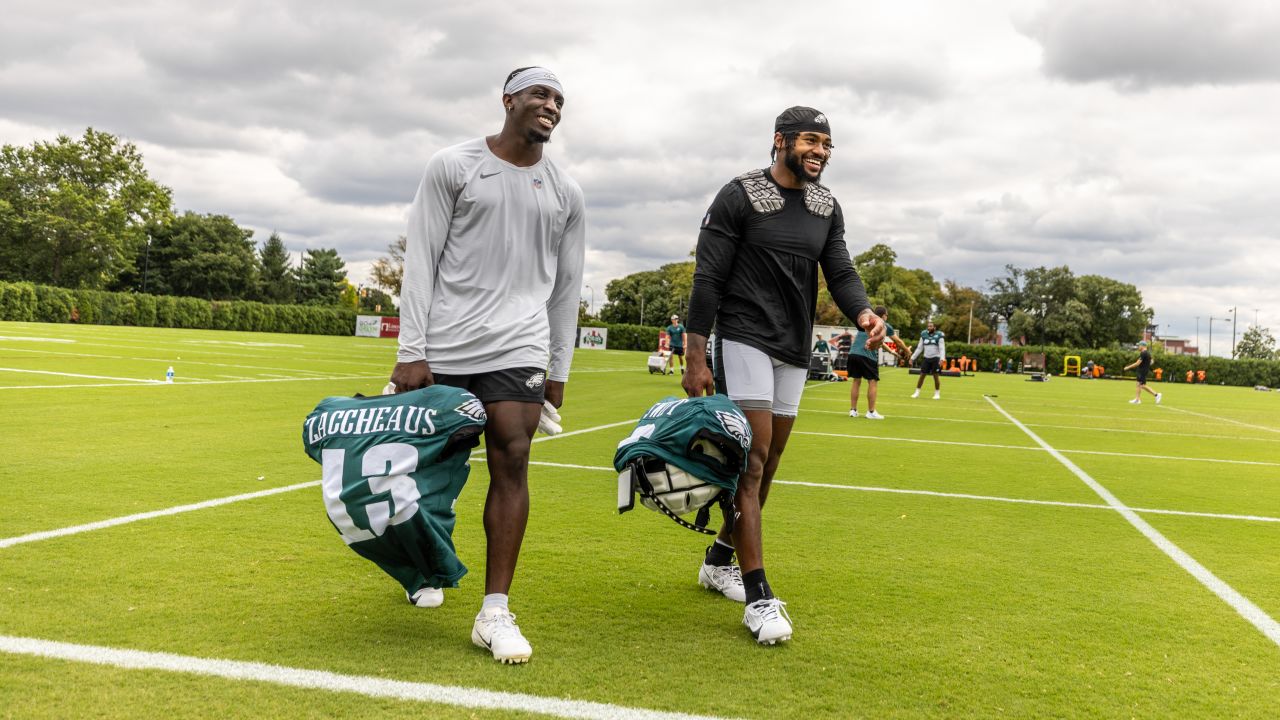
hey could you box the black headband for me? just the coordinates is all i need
[775,106,831,137]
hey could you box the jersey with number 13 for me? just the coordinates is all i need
[302,385,486,591]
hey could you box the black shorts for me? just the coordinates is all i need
[847,354,880,381]
[433,366,546,405]
[920,356,942,375]
[670,346,684,356]
[1136,370,1148,386]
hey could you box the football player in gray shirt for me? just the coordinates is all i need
[390,66,586,664]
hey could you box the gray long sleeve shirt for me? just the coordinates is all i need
[397,138,586,381]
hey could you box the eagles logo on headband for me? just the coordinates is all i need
[774,106,831,137]
[504,67,564,97]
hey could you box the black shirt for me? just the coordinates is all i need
[688,170,871,367]
[1138,350,1151,371]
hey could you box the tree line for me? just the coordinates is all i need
[0,128,396,313]
[598,243,1158,349]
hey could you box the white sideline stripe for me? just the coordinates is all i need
[792,431,1280,468]
[802,407,1280,443]
[0,481,320,549]
[0,367,161,383]
[1162,405,1280,435]
[0,636,736,720]
[985,397,1280,649]
[0,374,388,391]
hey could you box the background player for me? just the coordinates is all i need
[1124,340,1162,404]
[684,106,884,645]
[911,319,945,399]
[663,314,687,375]
[848,305,910,419]
[390,66,585,663]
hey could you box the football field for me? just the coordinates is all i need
[1,321,1278,719]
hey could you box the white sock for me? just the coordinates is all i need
[482,593,509,612]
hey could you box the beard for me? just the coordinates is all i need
[523,127,551,144]
[784,148,824,183]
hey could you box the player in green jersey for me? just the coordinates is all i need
[303,386,487,610]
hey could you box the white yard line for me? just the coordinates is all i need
[1162,405,1280,435]
[0,346,345,376]
[488,460,1280,525]
[0,335,74,343]
[791,430,1280,468]
[0,367,161,383]
[985,396,1280,649]
[0,374,389,391]
[0,481,320,549]
[0,635,737,720]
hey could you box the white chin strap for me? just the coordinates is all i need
[503,67,563,96]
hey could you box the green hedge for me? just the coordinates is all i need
[946,342,1280,388]
[0,281,357,336]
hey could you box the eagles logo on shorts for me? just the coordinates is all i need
[525,371,545,389]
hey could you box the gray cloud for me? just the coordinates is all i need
[1018,0,1280,90]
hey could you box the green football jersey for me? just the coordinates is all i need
[613,395,751,492]
[302,385,486,591]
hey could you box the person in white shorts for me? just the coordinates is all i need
[683,106,884,644]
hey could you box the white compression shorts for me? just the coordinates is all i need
[719,338,806,417]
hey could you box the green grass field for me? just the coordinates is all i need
[1,321,1278,719]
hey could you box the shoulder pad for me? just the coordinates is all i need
[734,169,784,214]
[804,182,835,218]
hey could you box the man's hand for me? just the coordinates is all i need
[857,310,886,350]
[682,334,715,397]
[544,379,565,409]
[538,400,562,435]
[388,360,433,394]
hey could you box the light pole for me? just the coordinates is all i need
[142,233,152,293]
[966,301,974,344]
[1195,316,1199,355]
[1228,307,1237,358]
[584,285,594,316]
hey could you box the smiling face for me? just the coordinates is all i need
[777,131,832,184]
[504,84,563,144]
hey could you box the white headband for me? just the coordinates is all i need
[504,67,563,97]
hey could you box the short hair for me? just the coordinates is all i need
[873,305,887,318]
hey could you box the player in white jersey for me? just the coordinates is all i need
[390,66,586,664]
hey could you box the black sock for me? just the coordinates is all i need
[704,540,735,567]
[743,568,773,605]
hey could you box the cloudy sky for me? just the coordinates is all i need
[3,0,1277,354]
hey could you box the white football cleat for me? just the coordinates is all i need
[699,563,746,603]
[848,409,859,418]
[1129,399,1141,404]
[407,587,443,608]
[911,389,920,399]
[1155,393,1163,404]
[743,598,793,645]
[865,410,885,420]
[932,391,940,400]
[472,607,532,664]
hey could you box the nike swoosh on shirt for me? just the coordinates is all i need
[479,171,502,179]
